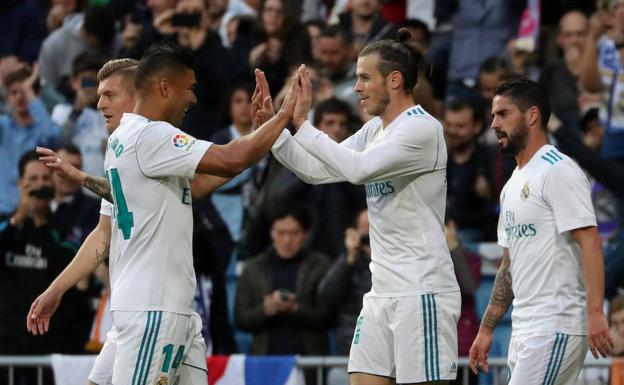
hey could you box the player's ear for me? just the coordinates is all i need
[388,70,402,91]
[527,106,539,127]
[158,78,169,99]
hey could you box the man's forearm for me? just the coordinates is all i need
[578,229,606,313]
[84,175,113,203]
[48,226,109,295]
[480,251,514,331]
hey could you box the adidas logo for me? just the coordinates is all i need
[449,362,457,374]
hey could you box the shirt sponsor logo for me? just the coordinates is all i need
[5,244,47,270]
[504,210,537,240]
[365,181,395,198]
[171,133,196,152]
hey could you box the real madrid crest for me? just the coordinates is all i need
[520,182,529,200]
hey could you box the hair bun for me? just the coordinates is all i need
[396,28,412,43]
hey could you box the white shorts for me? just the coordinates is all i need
[88,311,208,385]
[348,291,461,384]
[507,332,587,385]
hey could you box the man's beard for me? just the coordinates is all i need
[500,122,528,156]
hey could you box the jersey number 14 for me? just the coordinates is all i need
[107,168,135,240]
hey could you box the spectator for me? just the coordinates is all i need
[446,0,526,101]
[211,84,257,242]
[304,19,326,63]
[243,0,311,93]
[37,5,119,97]
[51,53,108,178]
[158,0,252,139]
[235,205,331,356]
[0,67,60,219]
[315,26,359,113]
[49,144,100,247]
[0,151,91,360]
[336,0,395,54]
[445,217,480,385]
[46,0,87,33]
[0,0,47,63]
[318,208,371,355]
[540,10,599,125]
[609,294,624,356]
[444,99,496,242]
[580,5,624,160]
[307,98,366,257]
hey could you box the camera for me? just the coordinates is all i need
[29,186,55,200]
[279,289,291,301]
[171,12,201,28]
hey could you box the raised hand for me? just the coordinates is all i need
[293,64,313,129]
[37,146,86,185]
[251,69,274,129]
[277,66,303,120]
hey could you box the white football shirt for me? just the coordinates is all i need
[101,113,211,314]
[498,145,596,335]
[272,105,459,296]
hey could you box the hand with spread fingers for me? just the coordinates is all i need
[251,69,274,129]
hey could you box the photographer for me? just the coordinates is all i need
[234,205,331,356]
[318,207,371,356]
[0,150,91,380]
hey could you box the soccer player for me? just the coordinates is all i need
[28,42,301,385]
[468,77,613,384]
[265,29,460,385]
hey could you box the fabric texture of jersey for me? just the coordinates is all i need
[272,105,459,296]
[497,145,596,335]
[347,292,460,383]
[507,332,587,385]
[103,113,211,314]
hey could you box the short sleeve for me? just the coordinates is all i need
[543,160,597,234]
[100,198,112,217]
[135,122,212,179]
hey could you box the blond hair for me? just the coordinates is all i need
[97,58,139,81]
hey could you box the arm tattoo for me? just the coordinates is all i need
[481,252,514,330]
[84,176,113,203]
[94,239,110,267]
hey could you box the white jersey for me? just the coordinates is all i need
[498,145,596,335]
[99,113,211,314]
[272,105,459,295]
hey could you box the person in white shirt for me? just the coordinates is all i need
[469,77,613,385]
[27,42,303,385]
[262,29,460,385]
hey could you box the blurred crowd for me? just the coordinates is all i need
[0,0,624,384]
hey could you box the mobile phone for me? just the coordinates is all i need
[81,77,97,88]
[279,289,291,301]
[29,186,55,200]
[171,12,201,28]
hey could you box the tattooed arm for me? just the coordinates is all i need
[469,248,513,374]
[27,215,112,335]
[84,175,113,203]
[481,248,514,330]
[37,146,114,203]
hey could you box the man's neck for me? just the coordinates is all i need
[452,143,477,165]
[14,111,32,126]
[352,14,374,36]
[381,95,415,128]
[134,99,167,123]
[515,131,548,168]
